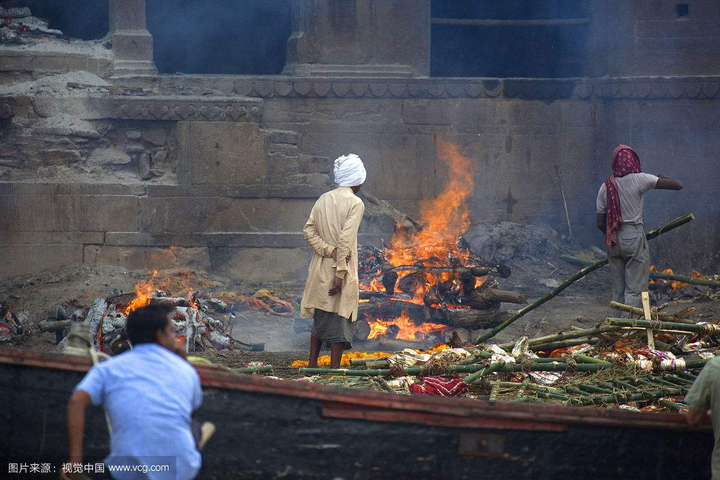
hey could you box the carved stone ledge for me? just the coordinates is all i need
[112,95,263,122]
[222,76,720,101]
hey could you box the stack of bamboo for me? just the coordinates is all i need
[299,298,717,411]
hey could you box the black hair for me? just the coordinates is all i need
[126,304,174,345]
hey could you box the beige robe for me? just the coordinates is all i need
[300,187,365,321]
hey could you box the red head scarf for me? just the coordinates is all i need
[604,145,642,247]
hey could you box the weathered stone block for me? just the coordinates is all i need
[286,173,330,186]
[139,196,314,234]
[176,122,267,185]
[268,143,298,156]
[0,194,76,231]
[87,148,131,166]
[209,247,309,283]
[401,100,450,125]
[84,245,210,271]
[267,130,299,145]
[33,114,99,138]
[2,245,83,279]
[40,149,81,165]
[297,156,331,174]
[76,195,140,232]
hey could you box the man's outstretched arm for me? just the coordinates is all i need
[655,174,683,190]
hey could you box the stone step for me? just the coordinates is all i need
[267,143,299,156]
[266,129,299,145]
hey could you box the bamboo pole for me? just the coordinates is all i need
[565,255,718,288]
[529,337,600,352]
[606,318,716,334]
[498,325,620,350]
[609,301,696,323]
[475,214,695,345]
[568,387,683,406]
[301,361,615,378]
[649,271,720,288]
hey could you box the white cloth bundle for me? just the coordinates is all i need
[333,154,366,187]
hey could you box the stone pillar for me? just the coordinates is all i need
[284,0,430,77]
[109,0,157,75]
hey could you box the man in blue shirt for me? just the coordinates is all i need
[63,304,203,480]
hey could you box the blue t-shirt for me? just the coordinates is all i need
[75,344,202,480]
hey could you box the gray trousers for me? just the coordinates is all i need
[607,223,650,317]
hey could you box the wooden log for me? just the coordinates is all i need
[38,320,75,332]
[354,319,371,341]
[466,287,527,308]
[358,298,426,321]
[474,213,695,344]
[438,307,506,329]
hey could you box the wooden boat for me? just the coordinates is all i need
[0,347,713,479]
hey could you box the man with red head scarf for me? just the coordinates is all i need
[596,145,682,313]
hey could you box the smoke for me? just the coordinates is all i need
[430,0,590,77]
[146,0,290,74]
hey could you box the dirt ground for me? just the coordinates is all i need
[2,241,718,376]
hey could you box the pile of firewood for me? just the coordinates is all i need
[355,240,527,341]
[39,291,235,354]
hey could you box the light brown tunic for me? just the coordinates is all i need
[300,187,365,321]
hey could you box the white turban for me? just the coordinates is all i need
[333,154,366,187]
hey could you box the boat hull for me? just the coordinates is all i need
[0,348,713,479]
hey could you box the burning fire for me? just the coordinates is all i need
[366,310,447,342]
[123,270,158,314]
[386,138,475,266]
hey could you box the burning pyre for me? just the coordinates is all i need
[357,140,524,344]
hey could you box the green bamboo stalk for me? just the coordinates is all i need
[659,399,682,411]
[530,337,600,352]
[573,354,607,364]
[649,271,720,288]
[606,317,713,333]
[302,360,615,378]
[489,384,500,403]
[568,387,683,406]
[608,301,696,323]
[475,213,695,345]
[516,377,530,398]
[498,325,621,350]
[463,361,505,384]
[234,365,273,374]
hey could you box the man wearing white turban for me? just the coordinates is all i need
[300,154,366,368]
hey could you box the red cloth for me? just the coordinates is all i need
[409,376,467,397]
[604,145,642,247]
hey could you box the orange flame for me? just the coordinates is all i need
[366,310,447,341]
[386,139,475,268]
[123,272,157,315]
